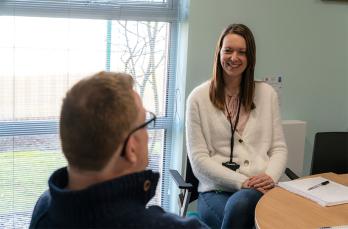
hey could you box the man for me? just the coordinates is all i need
[29,71,207,228]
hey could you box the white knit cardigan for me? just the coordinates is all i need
[186,81,288,193]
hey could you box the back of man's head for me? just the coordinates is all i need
[60,71,137,171]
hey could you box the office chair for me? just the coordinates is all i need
[310,132,348,175]
[284,168,299,180]
[170,156,298,217]
[169,156,199,217]
[283,132,348,179]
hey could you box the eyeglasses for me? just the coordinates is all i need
[120,111,156,156]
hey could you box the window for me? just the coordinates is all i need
[0,1,186,227]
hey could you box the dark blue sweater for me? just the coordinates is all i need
[29,167,208,229]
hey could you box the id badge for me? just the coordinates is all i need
[222,161,240,171]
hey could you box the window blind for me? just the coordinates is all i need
[0,0,187,228]
[0,0,184,21]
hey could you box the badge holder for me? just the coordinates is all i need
[222,161,240,171]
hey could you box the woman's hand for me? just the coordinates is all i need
[247,174,275,193]
[242,179,251,189]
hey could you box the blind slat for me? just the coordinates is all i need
[0,0,182,21]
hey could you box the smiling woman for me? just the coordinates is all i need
[0,0,186,228]
[186,24,287,229]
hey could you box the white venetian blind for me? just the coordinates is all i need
[0,0,187,228]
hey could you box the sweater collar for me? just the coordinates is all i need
[48,167,159,220]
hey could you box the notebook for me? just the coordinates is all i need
[278,176,348,206]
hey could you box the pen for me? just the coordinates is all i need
[308,180,330,191]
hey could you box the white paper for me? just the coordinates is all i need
[278,176,348,206]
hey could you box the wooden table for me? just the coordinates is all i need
[255,173,348,229]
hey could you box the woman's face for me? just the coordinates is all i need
[220,33,248,80]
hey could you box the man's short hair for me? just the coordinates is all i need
[60,71,137,171]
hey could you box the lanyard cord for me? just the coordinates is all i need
[225,95,242,163]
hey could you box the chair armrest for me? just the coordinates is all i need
[169,169,193,189]
[285,168,299,180]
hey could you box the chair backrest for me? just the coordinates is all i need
[185,156,199,203]
[310,132,348,175]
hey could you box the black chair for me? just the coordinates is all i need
[169,156,199,217]
[285,132,348,178]
[310,132,348,175]
[284,167,299,180]
[170,156,298,217]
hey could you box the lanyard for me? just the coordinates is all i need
[224,96,242,163]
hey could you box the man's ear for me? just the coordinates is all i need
[124,136,138,164]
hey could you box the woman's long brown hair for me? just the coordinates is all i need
[209,24,256,112]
